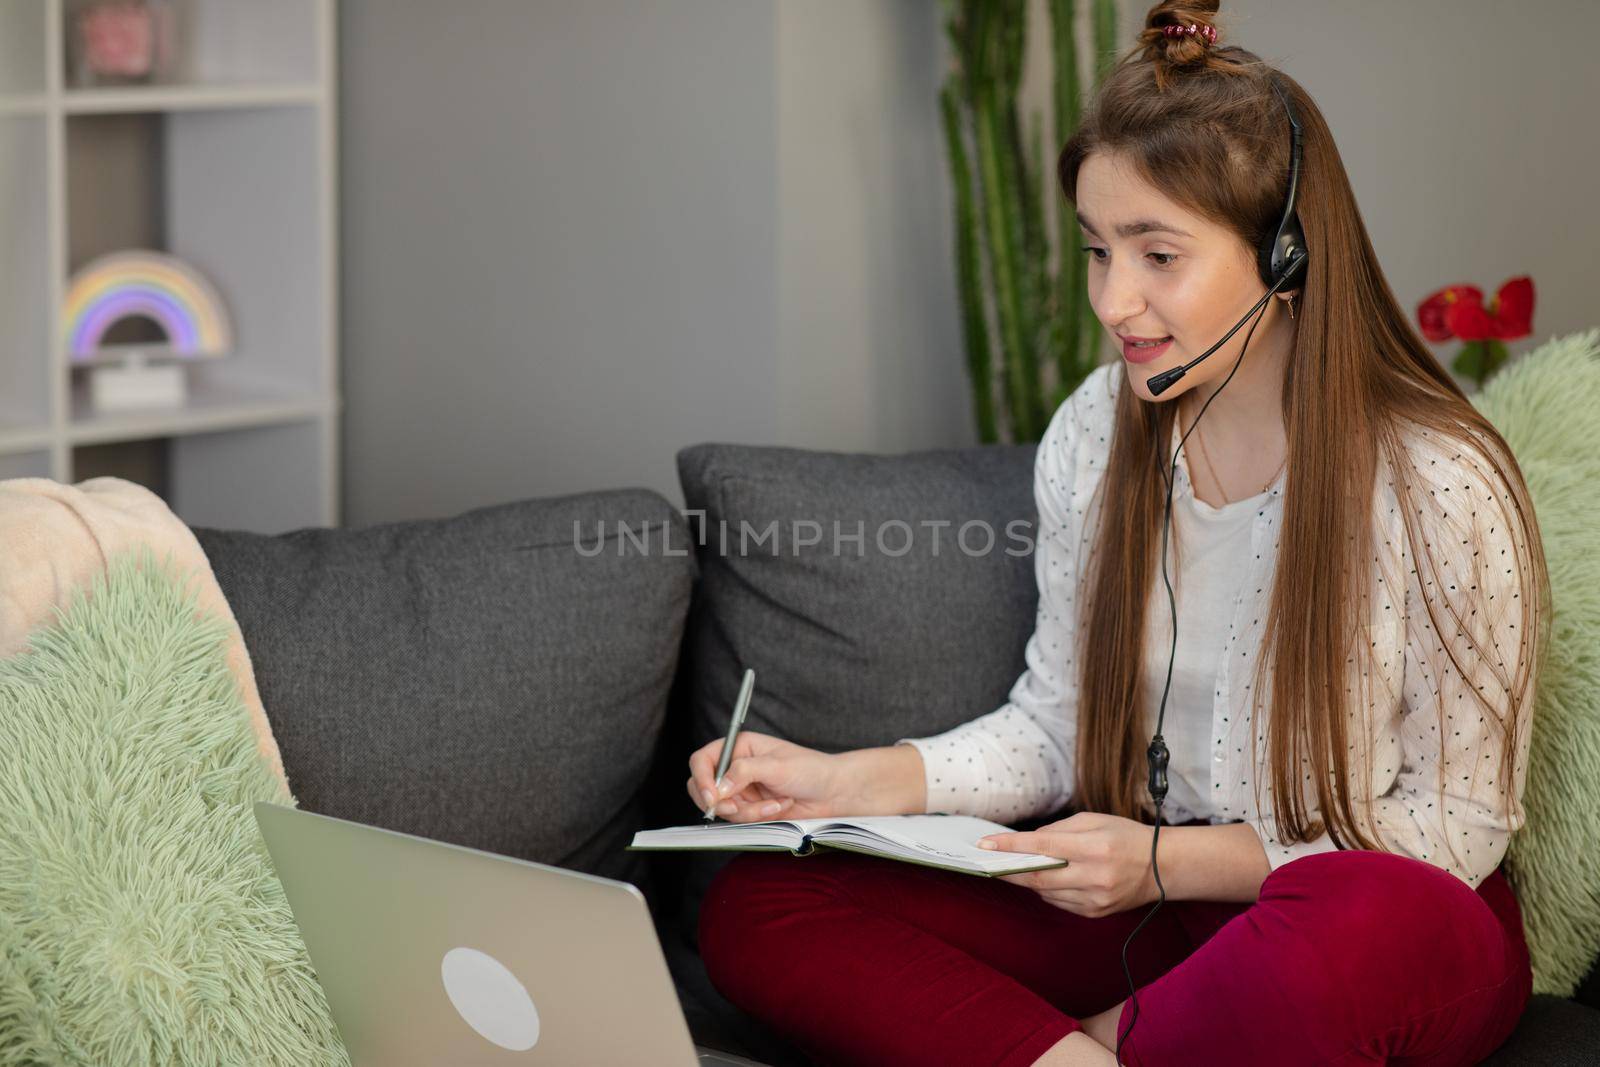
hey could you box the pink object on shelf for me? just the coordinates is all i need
[72,0,176,86]
[78,2,155,79]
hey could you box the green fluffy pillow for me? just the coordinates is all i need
[0,546,348,1065]
[1473,327,1600,997]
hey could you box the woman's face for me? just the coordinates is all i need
[1075,151,1296,405]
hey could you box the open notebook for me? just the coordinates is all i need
[626,814,1068,878]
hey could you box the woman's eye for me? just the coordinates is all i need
[1078,246,1177,267]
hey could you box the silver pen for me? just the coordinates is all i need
[703,667,756,820]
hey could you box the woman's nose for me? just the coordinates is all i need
[1091,263,1146,327]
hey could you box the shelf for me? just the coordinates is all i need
[62,83,323,115]
[0,0,340,531]
[61,0,322,94]
[69,379,332,446]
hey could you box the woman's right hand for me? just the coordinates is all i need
[686,730,846,822]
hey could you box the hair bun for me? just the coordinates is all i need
[1138,1,1223,81]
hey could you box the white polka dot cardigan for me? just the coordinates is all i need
[897,361,1535,890]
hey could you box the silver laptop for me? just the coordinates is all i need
[254,802,769,1066]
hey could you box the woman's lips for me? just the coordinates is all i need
[1122,336,1173,364]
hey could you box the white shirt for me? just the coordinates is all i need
[897,361,1535,890]
[1140,461,1279,824]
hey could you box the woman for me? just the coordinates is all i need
[689,3,1551,1064]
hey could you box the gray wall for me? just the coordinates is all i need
[339,0,1593,526]
[340,0,965,526]
[339,0,780,524]
[773,0,969,456]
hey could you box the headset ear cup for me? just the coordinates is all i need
[1262,74,1308,291]
[1260,217,1308,290]
[1284,215,1308,286]
[1281,236,1307,288]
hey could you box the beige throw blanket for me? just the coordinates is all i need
[0,475,287,788]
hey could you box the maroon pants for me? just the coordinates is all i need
[698,823,1531,1066]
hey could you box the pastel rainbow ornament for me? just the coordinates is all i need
[63,250,233,363]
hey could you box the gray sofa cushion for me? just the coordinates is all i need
[1480,995,1600,1064]
[193,489,695,891]
[675,440,1043,756]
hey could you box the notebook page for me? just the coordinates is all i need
[811,815,1061,869]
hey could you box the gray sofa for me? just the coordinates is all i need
[192,439,1600,1065]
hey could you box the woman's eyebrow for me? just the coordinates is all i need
[1075,210,1194,239]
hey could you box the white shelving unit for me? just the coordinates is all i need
[0,0,339,532]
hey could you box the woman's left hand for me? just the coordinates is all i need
[977,811,1158,918]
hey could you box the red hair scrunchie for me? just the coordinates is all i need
[1162,22,1218,46]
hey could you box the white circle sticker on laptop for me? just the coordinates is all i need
[440,946,541,1051]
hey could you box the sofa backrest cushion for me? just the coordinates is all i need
[674,441,1040,761]
[193,489,695,889]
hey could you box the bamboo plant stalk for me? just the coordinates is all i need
[941,0,1120,443]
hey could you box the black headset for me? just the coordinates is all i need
[1116,74,1309,1062]
[1258,78,1309,293]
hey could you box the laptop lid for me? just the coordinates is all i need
[254,802,701,1066]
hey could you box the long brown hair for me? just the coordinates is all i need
[1056,0,1551,863]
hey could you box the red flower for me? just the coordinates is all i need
[1489,276,1535,339]
[1417,285,1480,341]
[1417,276,1534,342]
